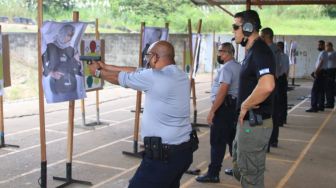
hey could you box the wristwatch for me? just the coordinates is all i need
[95,68,102,78]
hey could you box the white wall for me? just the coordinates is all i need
[7,33,335,78]
[197,34,336,78]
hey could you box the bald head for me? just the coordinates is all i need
[148,40,175,61]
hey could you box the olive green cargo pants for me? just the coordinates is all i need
[232,119,272,188]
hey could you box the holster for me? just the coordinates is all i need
[190,129,199,153]
[224,95,237,107]
[248,109,263,127]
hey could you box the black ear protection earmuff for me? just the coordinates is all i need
[242,12,255,37]
[242,22,254,37]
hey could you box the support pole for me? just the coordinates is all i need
[247,0,252,10]
[122,22,145,158]
[37,1,47,187]
[182,40,186,72]
[188,19,208,128]
[0,26,19,149]
[80,18,107,127]
[95,18,101,125]
[80,99,86,126]
[53,11,92,188]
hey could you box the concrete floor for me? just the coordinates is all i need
[0,74,335,188]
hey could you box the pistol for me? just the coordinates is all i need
[79,55,101,65]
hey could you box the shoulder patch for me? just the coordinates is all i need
[259,68,270,75]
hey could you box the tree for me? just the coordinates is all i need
[25,0,75,14]
[322,5,336,18]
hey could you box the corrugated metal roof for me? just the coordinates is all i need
[191,0,336,5]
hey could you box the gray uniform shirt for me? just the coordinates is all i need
[327,51,336,69]
[211,59,241,102]
[118,64,192,144]
[279,53,290,76]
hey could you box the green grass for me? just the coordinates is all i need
[260,17,335,36]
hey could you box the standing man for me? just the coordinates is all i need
[260,27,277,54]
[88,41,198,188]
[325,42,336,108]
[277,41,290,126]
[306,40,328,112]
[196,42,241,183]
[231,10,275,187]
[268,41,290,149]
[260,27,282,151]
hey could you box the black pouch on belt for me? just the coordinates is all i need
[249,109,263,127]
[150,137,163,160]
[144,136,163,160]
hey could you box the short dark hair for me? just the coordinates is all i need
[277,41,284,52]
[221,42,235,56]
[261,27,274,39]
[327,42,333,48]
[234,10,262,32]
[319,40,325,46]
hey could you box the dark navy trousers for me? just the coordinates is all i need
[311,70,326,110]
[326,68,336,106]
[208,100,237,176]
[128,146,193,188]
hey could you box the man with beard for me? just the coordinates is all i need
[196,42,240,183]
[306,40,328,112]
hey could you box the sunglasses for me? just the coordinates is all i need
[232,24,242,31]
[218,50,229,53]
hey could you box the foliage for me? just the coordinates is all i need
[322,5,336,18]
[0,1,335,35]
[25,0,75,15]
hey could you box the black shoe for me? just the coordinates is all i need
[318,108,324,111]
[325,105,334,108]
[195,173,220,183]
[271,142,278,148]
[306,108,318,112]
[224,168,233,176]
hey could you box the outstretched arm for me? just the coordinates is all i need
[87,61,134,85]
[95,61,136,73]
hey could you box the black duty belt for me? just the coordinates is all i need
[224,95,237,107]
[143,130,199,162]
[162,139,192,152]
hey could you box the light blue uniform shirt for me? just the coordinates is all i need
[211,59,241,102]
[327,51,336,69]
[316,51,328,70]
[118,64,192,144]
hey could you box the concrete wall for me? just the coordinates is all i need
[6,32,336,78]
